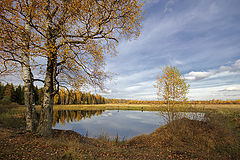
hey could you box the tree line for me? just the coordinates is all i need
[106,98,240,105]
[0,83,106,105]
[54,88,106,105]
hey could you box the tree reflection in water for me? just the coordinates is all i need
[52,110,105,127]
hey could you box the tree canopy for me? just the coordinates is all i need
[154,66,190,106]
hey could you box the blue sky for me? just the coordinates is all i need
[100,0,240,100]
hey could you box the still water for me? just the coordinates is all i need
[52,110,204,140]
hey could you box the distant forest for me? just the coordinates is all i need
[0,83,239,105]
[108,98,240,104]
[0,83,106,105]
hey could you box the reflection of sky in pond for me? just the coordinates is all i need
[52,110,204,140]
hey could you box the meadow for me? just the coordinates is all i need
[0,103,240,159]
[50,103,240,111]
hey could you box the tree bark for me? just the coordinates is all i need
[37,58,55,136]
[22,16,37,132]
[22,55,38,131]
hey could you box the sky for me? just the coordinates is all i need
[100,0,240,100]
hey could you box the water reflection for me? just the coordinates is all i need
[52,110,162,140]
[52,110,205,140]
[52,110,105,127]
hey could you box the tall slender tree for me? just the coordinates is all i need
[0,0,38,131]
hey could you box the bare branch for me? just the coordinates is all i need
[33,78,45,83]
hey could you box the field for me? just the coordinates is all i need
[37,103,240,111]
[0,103,240,159]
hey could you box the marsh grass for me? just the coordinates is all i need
[96,131,111,141]
[95,131,126,145]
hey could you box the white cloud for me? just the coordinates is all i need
[185,71,213,81]
[189,84,240,100]
[102,89,112,95]
[125,85,142,92]
[222,86,240,92]
[233,59,240,68]
[164,0,176,13]
[185,59,240,81]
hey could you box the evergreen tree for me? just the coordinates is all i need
[0,83,5,100]
[15,85,24,105]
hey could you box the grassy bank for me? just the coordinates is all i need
[0,103,240,159]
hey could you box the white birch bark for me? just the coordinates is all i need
[22,16,37,132]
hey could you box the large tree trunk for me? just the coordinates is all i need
[37,57,56,136]
[22,16,37,132]
[37,39,57,136]
[37,3,58,136]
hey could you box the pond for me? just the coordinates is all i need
[52,110,204,140]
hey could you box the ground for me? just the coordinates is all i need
[0,104,240,159]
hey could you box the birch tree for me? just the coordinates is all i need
[154,66,190,122]
[36,0,144,136]
[1,0,144,136]
[0,0,38,131]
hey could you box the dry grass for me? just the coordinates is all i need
[50,103,160,111]
[128,114,240,159]
[51,103,240,111]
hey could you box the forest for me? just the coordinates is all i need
[0,83,106,105]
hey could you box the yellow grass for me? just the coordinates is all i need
[13,103,239,112]
[48,103,240,111]
[53,103,156,111]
